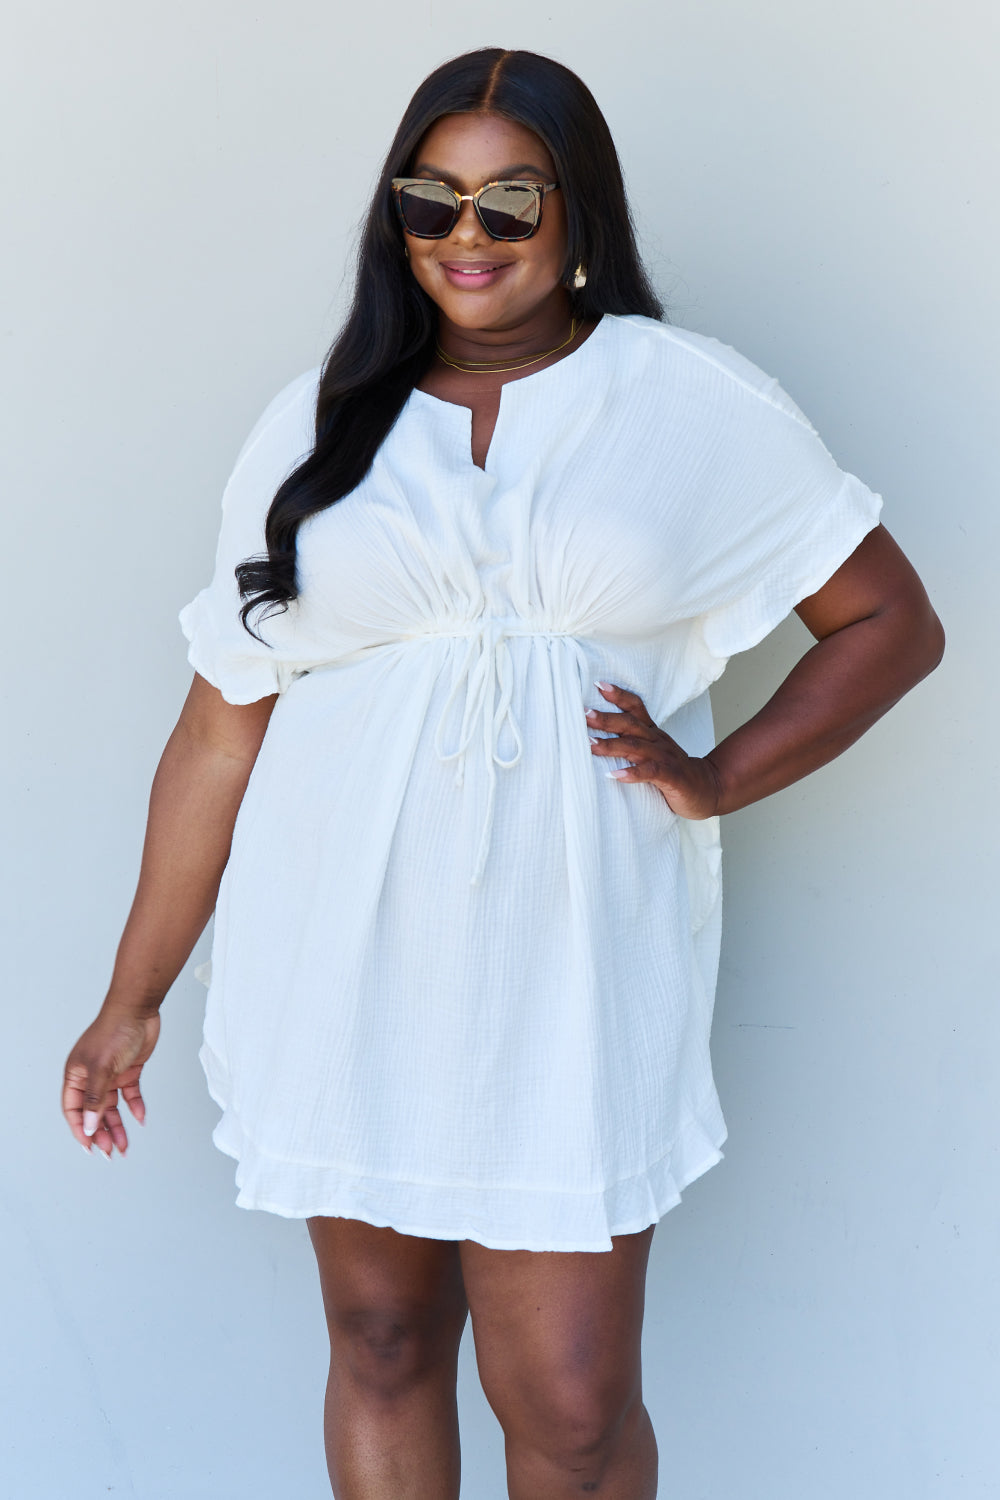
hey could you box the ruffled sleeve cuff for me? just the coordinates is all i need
[178,589,283,705]
[697,470,883,665]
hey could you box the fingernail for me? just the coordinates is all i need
[81,1144,92,1157]
[594,680,613,691]
[97,1147,112,1161]
[588,734,601,744]
[606,770,629,780]
[83,1111,99,1136]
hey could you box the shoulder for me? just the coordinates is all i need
[212,366,321,517]
[227,366,322,483]
[602,315,817,431]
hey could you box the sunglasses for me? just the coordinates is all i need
[391,177,560,241]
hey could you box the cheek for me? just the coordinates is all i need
[406,244,439,290]
[522,235,568,288]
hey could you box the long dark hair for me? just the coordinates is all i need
[236,47,663,638]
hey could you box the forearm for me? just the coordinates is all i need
[705,601,944,816]
[102,720,261,1016]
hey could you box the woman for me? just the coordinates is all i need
[63,47,943,1500]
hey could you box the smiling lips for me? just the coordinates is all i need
[439,260,512,287]
[441,260,509,273]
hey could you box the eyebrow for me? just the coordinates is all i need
[412,161,551,184]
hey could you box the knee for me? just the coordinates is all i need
[497,1375,641,1481]
[329,1302,459,1401]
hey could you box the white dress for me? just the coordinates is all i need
[180,313,882,1251]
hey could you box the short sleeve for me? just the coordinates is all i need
[661,332,885,664]
[178,369,320,704]
[697,461,883,663]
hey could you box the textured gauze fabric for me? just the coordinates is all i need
[179,313,883,1251]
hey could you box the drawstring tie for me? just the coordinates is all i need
[432,618,529,887]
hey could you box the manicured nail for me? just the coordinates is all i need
[83,1110,99,1136]
[588,735,601,744]
[594,680,613,691]
[606,770,629,779]
[81,1143,92,1157]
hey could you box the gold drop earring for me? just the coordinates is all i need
[571,263,587,289]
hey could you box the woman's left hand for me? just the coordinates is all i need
[586,681,721,821]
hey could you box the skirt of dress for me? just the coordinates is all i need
[195,637,728,1252]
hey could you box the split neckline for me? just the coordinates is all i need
[408,313,611,473]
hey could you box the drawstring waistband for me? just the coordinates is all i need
[428,618,574,886]
[301,619,581,887]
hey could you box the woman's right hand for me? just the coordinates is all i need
[62,1007,161,1158]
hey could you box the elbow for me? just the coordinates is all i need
[922,607,946,677]
[874,594,945,699]
[905,603,945,688]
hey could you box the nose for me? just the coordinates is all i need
[451,195,489,244]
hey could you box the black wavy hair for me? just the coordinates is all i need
[236,47,663,637]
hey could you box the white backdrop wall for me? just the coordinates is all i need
[3,2,996,1496]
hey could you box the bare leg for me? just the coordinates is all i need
[307,1217,469,1499]
[460,1225,657,1498]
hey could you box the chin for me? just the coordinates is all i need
[433,294,512,328]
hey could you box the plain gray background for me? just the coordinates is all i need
[4,2,996,1496]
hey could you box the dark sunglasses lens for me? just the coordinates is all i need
[398,184,457,236]
[478,185,540,239]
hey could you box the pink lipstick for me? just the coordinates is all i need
[439,260,513,290]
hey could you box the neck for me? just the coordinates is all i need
[435,291,575,368]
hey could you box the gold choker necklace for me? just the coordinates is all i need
[435,317,580,375]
